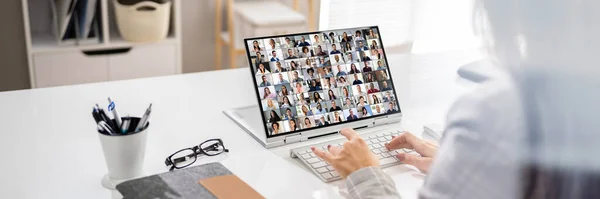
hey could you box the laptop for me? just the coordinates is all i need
[229,26,413,182]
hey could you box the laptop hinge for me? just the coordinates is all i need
[285,134,302,144]
[374,114,402,126]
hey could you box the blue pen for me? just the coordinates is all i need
[107,97,123,128]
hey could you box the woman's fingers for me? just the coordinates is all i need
[396,153,433,173]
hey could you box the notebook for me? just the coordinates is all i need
[116,162,262,199]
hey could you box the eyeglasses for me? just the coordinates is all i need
[164,139,229,171]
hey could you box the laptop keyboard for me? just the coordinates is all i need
[290,130,417,182]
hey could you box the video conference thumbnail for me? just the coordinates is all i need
[248,27,400,136]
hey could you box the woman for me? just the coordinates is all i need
[295,82,304,93]
[378,70,389,81]
[268,38,276,49]
[333,111,342,123]
[263,87,276,99]
[301,105,313,116]
[271,122,280,134]
[371,49,382,60]
[315,103,327,115]
[367,29,378,39]
[280,96,292,108]
[255,63,271,75]
[344,42,353,53]
[290,61,298,70]
[284,108,294,120]
[365,73,375,83]
[266,98,276,110]
[338,76,348,86]
[341,32,352,42]
[302,58,312,69]
[280,85,290,96]
[301,46,311,58]
[358,96,367,107]
[303,118,312,128]
[349,63,361,74]
[370,40,379,50]
[268,110,281,123]
[288,119,299,131]
[361,106,370,117]
[342,86,351,98]
[252,40,261,52]
[371,94,381,104]
[324,67,333,78]
[313,92,323,103]
[328,77,337,88]
[328,89,337,100]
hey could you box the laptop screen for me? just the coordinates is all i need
[244,26,401,138]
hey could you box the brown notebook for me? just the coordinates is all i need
[198,175,265,199]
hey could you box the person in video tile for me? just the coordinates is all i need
[313,92,323,103]
[315,103,327,114]
[316,45,328,56]
[251,40,262,52]
[360,51,371,61]
[286,49,298,59]
[363,61,373,72]
[301,105,313,116]
[383,91,395,102]
[370,40,379,50]
[349,63,361,74]
[262,87,276,99]
[288,119,299,131]
[328,89,337,100]
[367,83,379,94]
[308,79,321,91]
[354,30,365,42]
[333,111,343,123]
[254,52,265,65]
[352,74,363,85]
[274,61,286,73]
[291,71,303,82]
[329,32,336,43]
[303,117,313,128]
[283,108,295,120]
[256,63,270,75]
[346,108,359,121]
[295,82,305,93]
[386,102,398,113]
[341,32,352,42]
[297,36,311,47]
[330,44,341,54]
[282,37,295,48]
[280,96,293,108]
[364,73,375,83]
[329,100,342,111]
[376,60,386,70]
[268,38,277,49]
[371,94,382,104]
[259,75,272,87]
[381,81,392,91]
[271,122,281,134]
[357,41,368,51]
[270,50,280,62]
[268,110,281,123]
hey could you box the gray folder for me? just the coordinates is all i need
[116,162,232,199]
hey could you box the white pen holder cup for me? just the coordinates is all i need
[98,117,149,190]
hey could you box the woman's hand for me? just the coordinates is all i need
[385,132,438,173]
[312,129,379,178]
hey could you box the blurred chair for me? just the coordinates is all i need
[215,0,315,69]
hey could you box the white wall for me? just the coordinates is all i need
[180,0,320,73]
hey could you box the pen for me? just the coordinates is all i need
[121,116,130,134]
[135,103,152,132]
[98,121,116,135]
[92,106,102,123]
[107,97,123,128]
[98,106,117,130]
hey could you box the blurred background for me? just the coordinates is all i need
[0,0,481,92]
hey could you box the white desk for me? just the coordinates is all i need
[0,50,481,199]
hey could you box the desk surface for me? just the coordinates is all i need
[0,50,481,199]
